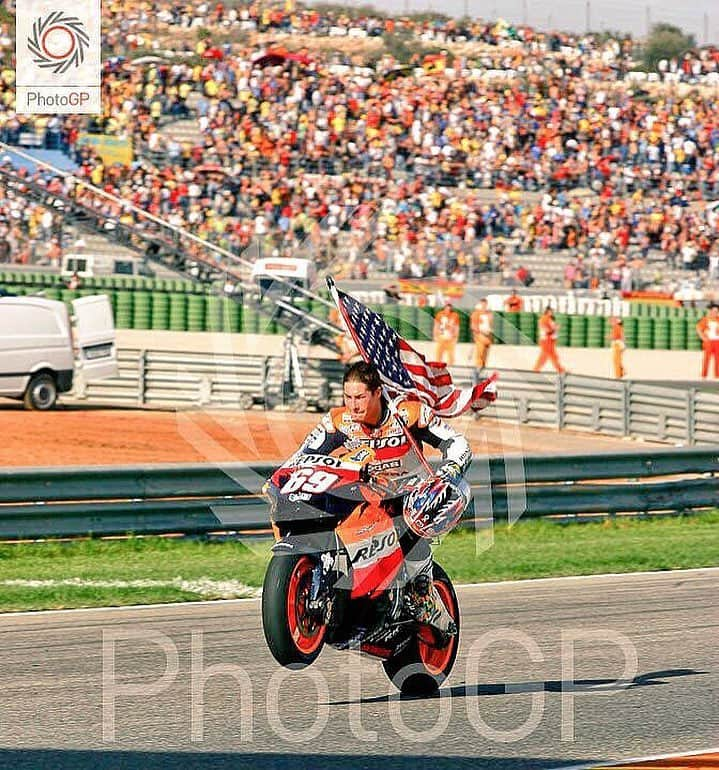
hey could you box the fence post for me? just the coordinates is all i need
[687,388,696,446]
[556,374,565,431]
[519,396,529,424]
[138,350,147,406]
[622,381,631,438]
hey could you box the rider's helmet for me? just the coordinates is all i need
[403,475,469,539]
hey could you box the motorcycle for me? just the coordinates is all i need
[261,448,461,696]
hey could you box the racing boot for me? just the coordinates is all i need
[405,563,457,637]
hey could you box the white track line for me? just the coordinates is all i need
[0,577,260,599]
[0,566,717,618]
[551,746,719,770]
[455,565,719,590]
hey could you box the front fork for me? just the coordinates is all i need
[306,551,335,616]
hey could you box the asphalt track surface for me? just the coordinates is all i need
[0,569,716,770]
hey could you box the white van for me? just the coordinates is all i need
[0,294,117,410]
[61,253,155,279]
[251,257,317,297]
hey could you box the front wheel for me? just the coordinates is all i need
[262,553,326,670]
[383,562,460,696]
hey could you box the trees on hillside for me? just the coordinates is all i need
[642,23,696,71]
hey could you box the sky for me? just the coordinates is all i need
[361,0,718,44]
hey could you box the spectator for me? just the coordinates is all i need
[515,265,534,288]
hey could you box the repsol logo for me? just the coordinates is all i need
[296,454,342,467]
[365,436,406,449]
[351,530,398,564]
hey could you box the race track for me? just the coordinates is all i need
[0,569,716,769]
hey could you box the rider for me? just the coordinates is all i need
[283,360,473,636]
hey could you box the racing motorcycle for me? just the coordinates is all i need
[261,448,464,696]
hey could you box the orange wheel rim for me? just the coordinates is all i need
[286,556,326,655]
[417,580,457,675]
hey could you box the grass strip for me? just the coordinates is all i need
[0,512,717,612]
[435,511,719,582]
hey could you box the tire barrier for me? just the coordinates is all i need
[151,292,170,331]
[132,291,151,331]
[568,314,587,348]
[585,315,605,348]
[0,273,712,351]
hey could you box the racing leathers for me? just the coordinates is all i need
[291,398,472,483]
[287,397,472,635]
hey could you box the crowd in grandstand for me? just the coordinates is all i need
[0,2,717,294]
[0,182,63,266]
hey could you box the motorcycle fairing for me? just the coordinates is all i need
[336,502,404,599]
[270,530,337,555]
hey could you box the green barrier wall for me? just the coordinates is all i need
[12,281,707,350]
[623,317,638,348]
[397,304,417,339]
[585,316,605,348]
[555,313,570,346]
[151,293,170,331]
[186,296,205,332]
[568,315,587,348]
[518,312,536,344]
[637,318,654,349]
[416,307,434,341]
[500,311,521,345]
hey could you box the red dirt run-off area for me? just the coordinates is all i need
[0,403,644,468]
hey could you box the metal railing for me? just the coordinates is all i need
[70,351,719,447]
[0,147,342,310]
[136,131,719,198]
[0,448,715,540]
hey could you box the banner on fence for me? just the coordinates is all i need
[76,133,134,166]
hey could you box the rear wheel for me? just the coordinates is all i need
[383,562,460,696]
[24,373,58,411]
[262,553,326,670]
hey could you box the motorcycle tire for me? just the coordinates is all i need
[382,562,460,696]
[262,553,327,670]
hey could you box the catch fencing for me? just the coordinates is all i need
[70,350,719,447]
[0,449,716,540]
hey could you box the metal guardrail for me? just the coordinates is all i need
[71,351,719,446]
[0,449,716,540]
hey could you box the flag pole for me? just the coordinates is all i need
[327,276,435,476]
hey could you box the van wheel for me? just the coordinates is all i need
[24,374,58,411]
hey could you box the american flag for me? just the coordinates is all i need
[329,280,497,418]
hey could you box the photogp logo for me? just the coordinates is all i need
[27,11,89,75]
